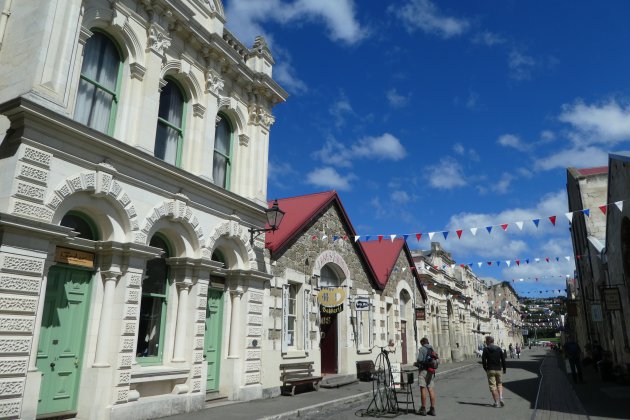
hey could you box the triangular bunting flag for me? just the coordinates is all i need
[428,232,435,240]
[532,219,540,227]
[545,257,550,262]
[496,261,501,266]
[416,233,422,241]
[525,259,530,264]
[470,227,478,236]
[378,235,383,243]
[487,261,492,266]
[354,235,360,242]
[343,235,348,241]
[322,235,328,240]
[442,231,449,240]
[615,201,623,212]
[365,235,371,242]
[403,234,409,241]
[565,212,573,222]
[506,260,511,267]
[477,262,483,268]
[515,221,524,230]
[516,260,520,266]
[599,205,607,215]
[501,224,508,231]
[390,234,396,242]
[583,209,590,217]
[549,215,557,226]
[332,235,339,241]
[555,257,559,262]
[456,229,463,239]
[486,226,493,234]
[565,256,570,261]
[535,258,540,263]
[312,235,318,241]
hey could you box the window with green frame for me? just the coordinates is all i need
[136,234,171,365]
[60,211,99,240]
[213,114,233,189]
[75,30,123,135]
[155,78,186,166]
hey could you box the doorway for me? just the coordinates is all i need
[400,320,408,364]
[204,288,224,392]
[36,266,92,416]
[320,313,338,373]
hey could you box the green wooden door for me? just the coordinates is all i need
[36,266,92,416]
[204,288,224,391]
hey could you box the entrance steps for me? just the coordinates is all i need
[204,391,232,409]
[319,373,358,388]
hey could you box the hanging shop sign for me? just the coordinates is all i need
[355,296,371,311]
[55,247,94,268]
[566,301,578,316]
[415,307,426,320]
[591,303,603,322]
[318,287,346,315]
[603,288,622,311]
[320,304,344,315]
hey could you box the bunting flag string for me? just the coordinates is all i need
[317,198,628,244]
[418,254,580,272]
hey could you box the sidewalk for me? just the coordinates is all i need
[165,358,480,420]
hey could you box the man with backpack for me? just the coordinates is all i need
[416,337,438,416]
[482,336,506,408]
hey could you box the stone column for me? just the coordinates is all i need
[93,270,121,367]
[29,260,55,372]
[172,282,192,362]
[228,288,244,358]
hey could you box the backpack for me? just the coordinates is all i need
[423,347,439,373]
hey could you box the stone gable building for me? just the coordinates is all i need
[0,0,286,418]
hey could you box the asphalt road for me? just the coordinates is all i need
[306,348,546,419]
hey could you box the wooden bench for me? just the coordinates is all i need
[279,362,322,396]
[356,360,375,381]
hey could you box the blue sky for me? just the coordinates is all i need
[224,0,630,297]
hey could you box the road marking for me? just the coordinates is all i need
[435,363,478,377]
[531,354,547,420]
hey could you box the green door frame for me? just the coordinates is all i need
[36,265,93,416]
[204,288,224,392]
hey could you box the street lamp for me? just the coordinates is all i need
[249,199,286,244]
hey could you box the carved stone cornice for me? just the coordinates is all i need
[206,68,224,95]
[130,63,146,81]
[147,24,171,56]
[238,134,249,147]
[248,104,275,129]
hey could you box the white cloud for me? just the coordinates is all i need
[540,130,556,142]
[425,157,467,189]
[498,133,529,152]
[329,93,355,128]
[391,190,411,204]
[559,99,630,145]
[272,46,307,94]
[508,49,536,81]
[386,88,410,108]
[472,31,506,46]
[452,143,480,161]
[392,0,470,38]
[491,173,514,194]
[305,167,357,191]
[313,133,407,167]
[268,160,298,187]
[225,0,366,46]
[534,146,609,171]
[453,143,465,155]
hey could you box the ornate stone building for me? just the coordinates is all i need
[0,0,286,418]
[487,282,524,349]
[262,191,427,394]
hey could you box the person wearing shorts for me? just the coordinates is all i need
[482,336,506,408]
[416,337,437,416]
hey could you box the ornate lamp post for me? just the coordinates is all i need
[249,199,286,244]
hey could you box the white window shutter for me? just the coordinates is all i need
[368,301,374,348]
[303,288,309,350]
[282,285,289,353]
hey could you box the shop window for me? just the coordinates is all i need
[155,79,186,166]
[136,235,170,364]
[75,31,122,135]
[282,283,305,351]
[213,114,233,189]
[287,284,297,347]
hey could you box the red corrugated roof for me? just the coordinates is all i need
[360,239,406,288]
[576,166,607,176]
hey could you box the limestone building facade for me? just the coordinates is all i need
[0,0,286,418]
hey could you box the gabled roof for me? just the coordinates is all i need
[572,166,608,177]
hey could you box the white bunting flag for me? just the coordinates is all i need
[390,234,396,242]
[477,262,483,268]
[428,232,436,240]
[515,221,524,230]
[565,212,573,222]
[470,227,478,236]
[616,201,623,212]
[506,260,511,267]
[354,235,360,242]
[565,256,571,261]
[322,235,328,240]
[534,258,540,263]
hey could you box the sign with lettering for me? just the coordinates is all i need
[415,307,426,320]
[317,287,346,307]
[320,304,344,315]
[355,296,370,311]
[55,247,94,268]
[603,288,622,311]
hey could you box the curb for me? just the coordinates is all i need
[260,362,479,419]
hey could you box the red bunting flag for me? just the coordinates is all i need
[516,260,520,266]
[599,205,607,215]
[501,224,508,231]
[545,257,550,262]
[378,235,383,243]
[487,261,492,266]
[549,215,557,226]
[312,235,317,241]
[456,229,463,238]
[416,233,422,241]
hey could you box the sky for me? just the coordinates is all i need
[224,0,630,297]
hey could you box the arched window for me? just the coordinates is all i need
[137,235,170,364]
[60,211,98,240]
[155,79,186,166]
[75,31,122,135]
[212,250,227,269]
[319,264,339,288]
[213,114,233,189]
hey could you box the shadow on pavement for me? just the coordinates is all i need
[457,401,496,408]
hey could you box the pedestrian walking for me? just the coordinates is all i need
[563,335,584,383]
[508,343,514,359]
[416,337,437,416]
[515,344,521,359]
[482,336,506,408]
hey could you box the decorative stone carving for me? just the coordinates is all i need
[194,338,204,349]
[245,373,260,385]
[0,400,21,418]
[130,62,146,81]
[191,379,201,392]
[122,321,136,336]
[0,296,38,313]
[248,314,262,325]
[120,338,135,352]
[15,182,45,201]
[0,358,28,375]
[12,200,53,221]
[0,275,40,294]
[0,338,31,354]
[117,371,131,385]
[249,303,263,315]
[126,289,139,303]
[115,388,129,403]
[246,349,261,360]
[148,25,171,56]
[196,310,205,322]
[0,379,24,397]
[206,68,224,94]
[127,274,142,288]
[249,291,263,303]
[245,361,260,372]
[195,323,205,335]
[1,264,40,289]
[124,305,138,320]
[21,146,51,167]
[246,326,262,337]
[192,103,206,118]
[248,104,275,129]
[0,317,35,333]
[18,162,48,184]
[192,351,204,363]
[118,354,134,368]
[68,175,82,191]
[238,134,249,147]
[191,365,202,378]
